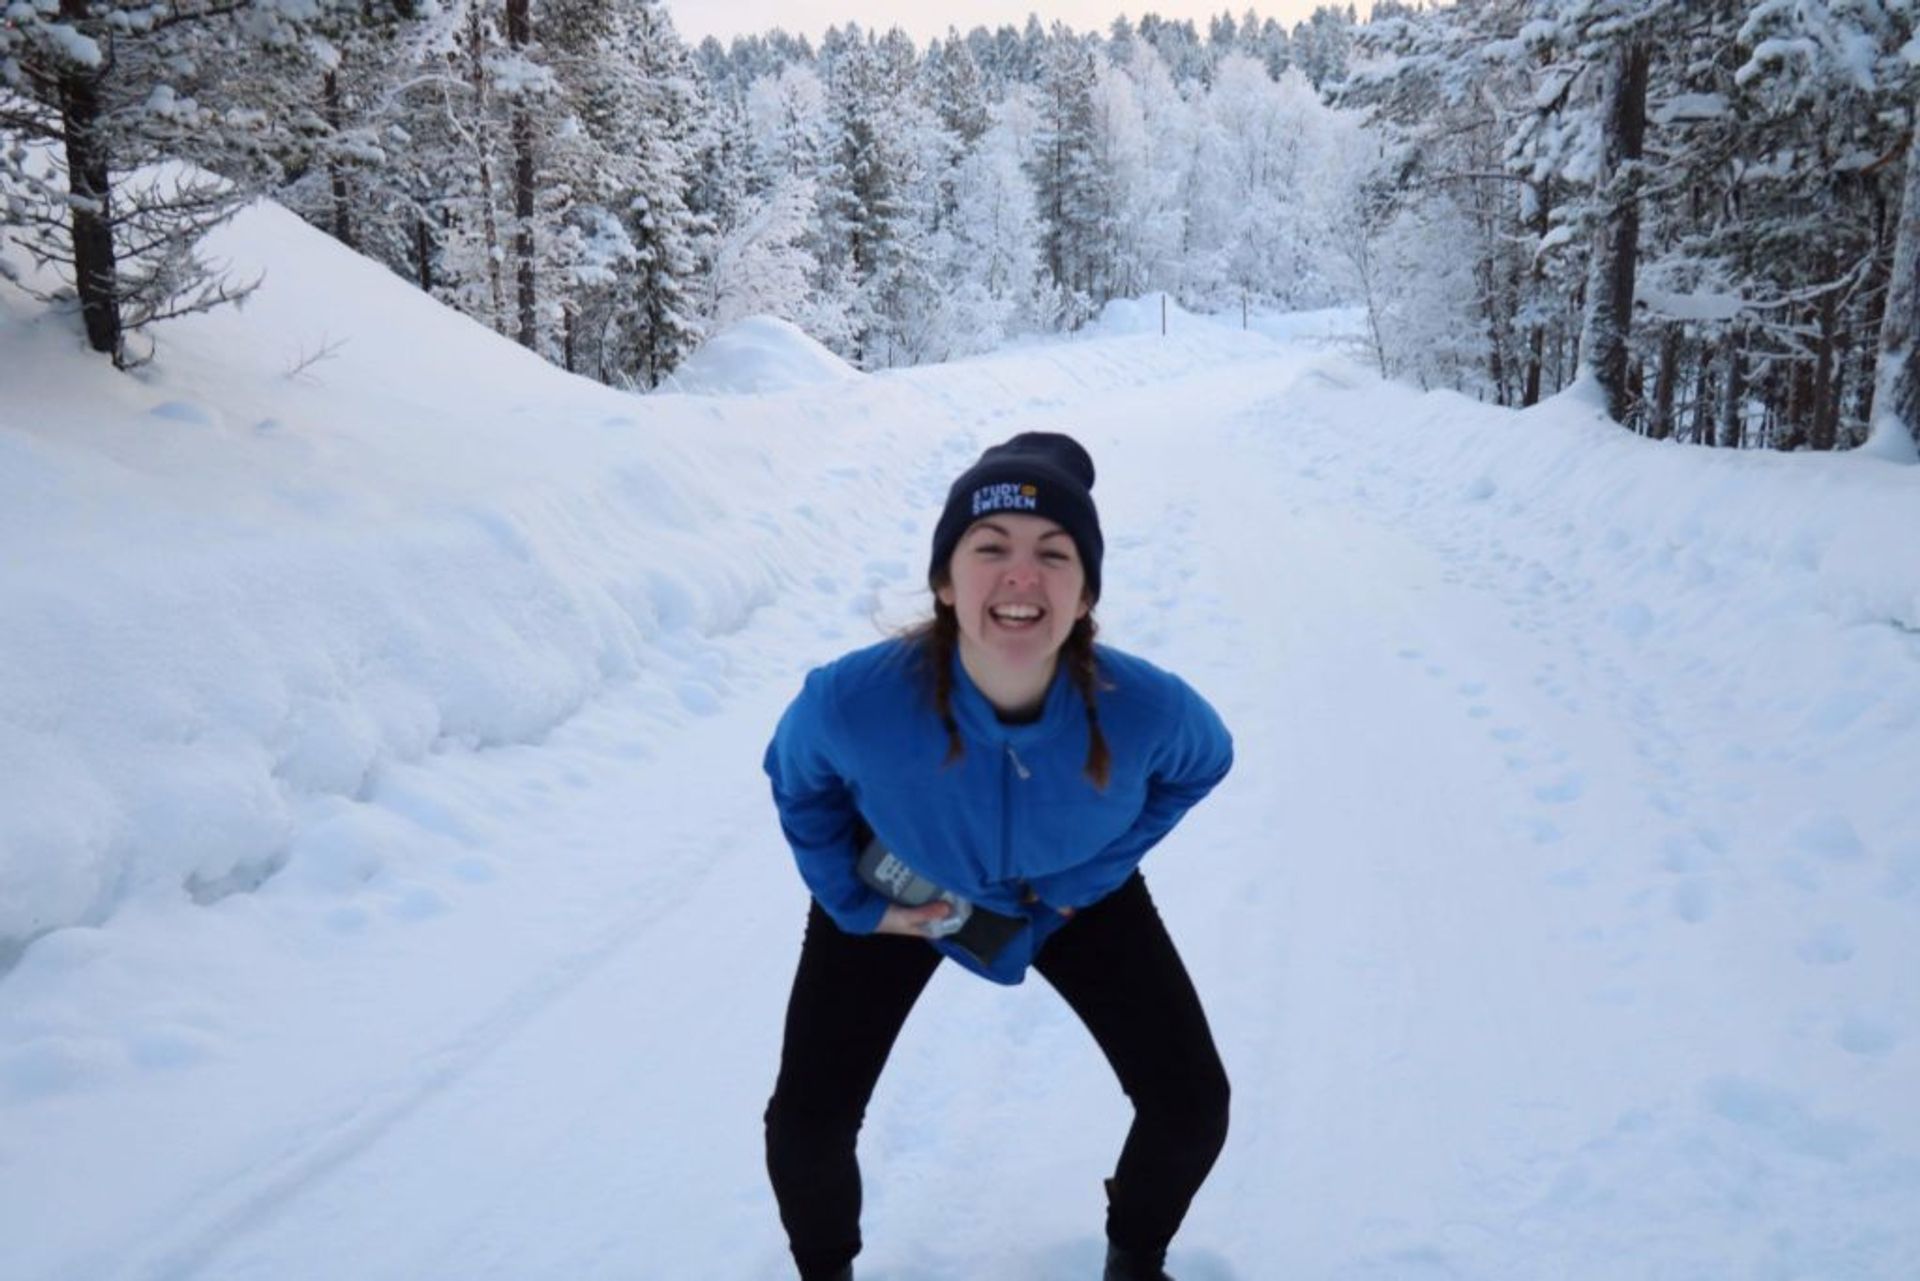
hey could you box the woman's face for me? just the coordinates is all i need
[937,514,1090,675]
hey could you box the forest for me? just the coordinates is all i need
[4,0,1917,453]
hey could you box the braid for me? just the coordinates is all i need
[1062,615,1112,790]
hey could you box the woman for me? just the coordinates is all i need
[763,432,1233,1281]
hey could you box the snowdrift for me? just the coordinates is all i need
[663,314,860,395]
[0,201,1293,960]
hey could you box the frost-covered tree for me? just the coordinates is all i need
[746,63,828,187]
[1030,26,1107,323]
[815,31,936,366]
[1869,119,1920,459]
[1291,4,1356,90]
[1,0,335,366]
[939,117,1043,354]
[620,0,707,387]
[703,175,816,329]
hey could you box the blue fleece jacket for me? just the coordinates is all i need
[764,637,1233,984]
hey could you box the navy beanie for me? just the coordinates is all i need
[928,432,1104,602]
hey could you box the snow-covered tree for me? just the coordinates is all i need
[1,0,334,365]
[703,175,816,330]
[934,116,1044,356]
[1029,27,1108,323]
[620,0,707,387]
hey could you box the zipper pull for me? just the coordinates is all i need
[1006,743,1032,780]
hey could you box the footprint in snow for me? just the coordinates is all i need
[1609,601,1655,640]
[1671,880,1712,923]
[1533,774,1586,804]
[1700,1075,1869,1161]
[325,906,369,934]
[147,400,215,425]
[389,886,447,921]
[0,1038,113,1102]
[1796,925,1854,965]
[1791,811,1868,863]
[125,1025,216,1071]
[1517,815,1562,845]
[451,857,496,884]
[1835,1015,1899,1057]
[676,680,722,715]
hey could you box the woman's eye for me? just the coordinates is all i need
[1041,551,1069,564]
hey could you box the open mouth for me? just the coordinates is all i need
[988,603,1046,629]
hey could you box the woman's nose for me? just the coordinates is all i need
[1003,555,1040,585]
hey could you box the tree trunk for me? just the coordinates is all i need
[1688,335,1714,444]
[324,69,355,251]
[1522,182,1549,408]
[415,215,434,293]
[1781,345,1811,451]
[1867,125,1920,459]
[1649,323,1679,440]
[468,6,507,332]
[1718,327,1744,448]
[507,0,537,351]
[57,0,121,362]
[1579,38,1650,425]
[1810,259,1840,450]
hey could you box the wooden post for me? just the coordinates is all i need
[1161,292,1167,336]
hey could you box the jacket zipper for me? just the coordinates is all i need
[1002,743,1029,882]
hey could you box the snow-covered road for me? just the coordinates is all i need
[4,213,1917,1280]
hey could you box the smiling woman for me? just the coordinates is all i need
[938,514,1092,713]
[761,432,1236,1281]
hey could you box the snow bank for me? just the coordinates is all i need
[0,213,1303,961]
[661,314,859,395]
[1084,292,1197,336]
[0,216,896,957]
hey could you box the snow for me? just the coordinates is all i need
[1638,286,1747,323]
[1653,92,1729,124]
[3,197,1920,1281]
[659,313,860,394]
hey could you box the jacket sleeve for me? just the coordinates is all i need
[764,666,890,934]
[1029,677,1233,911]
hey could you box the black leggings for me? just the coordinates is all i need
[764,873,1230,1280]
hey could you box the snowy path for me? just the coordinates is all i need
[7,332,1918,1281]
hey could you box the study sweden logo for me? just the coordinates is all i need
[970,482,1040,516]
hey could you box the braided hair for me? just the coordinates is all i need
[906,592,1112,790]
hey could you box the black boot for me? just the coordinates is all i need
[1104,1243,1174,1281]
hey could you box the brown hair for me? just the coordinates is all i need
[905,590,1112,790]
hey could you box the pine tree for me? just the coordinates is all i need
[620,0,706,387]
[814,31,935,367]
[1029,26,1106,323]
[1,0,332,366]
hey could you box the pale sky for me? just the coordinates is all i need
[665,1,1360,48]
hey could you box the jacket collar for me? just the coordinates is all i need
[947,645,1080,747]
